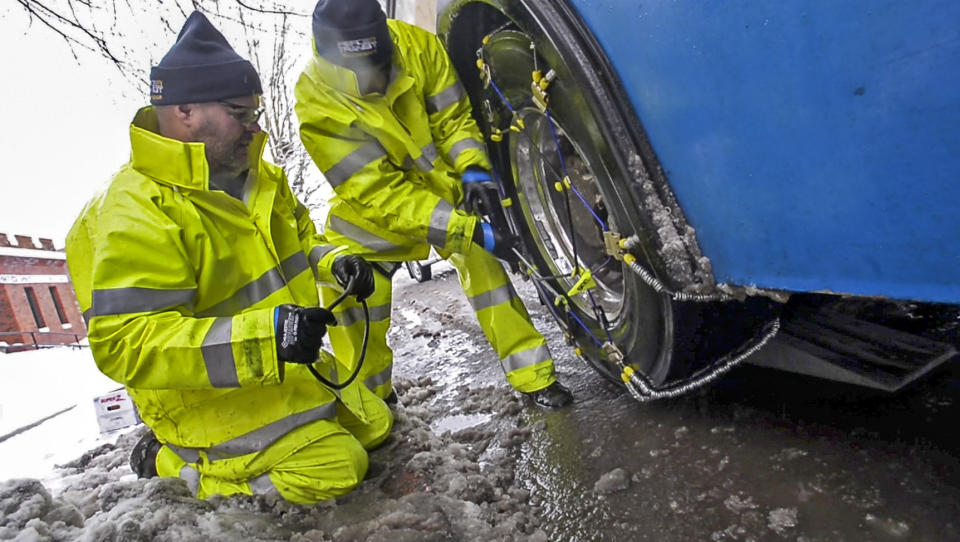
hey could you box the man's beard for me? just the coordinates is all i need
[206,136,252,176]
[193,116,252,175]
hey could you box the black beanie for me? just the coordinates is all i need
[150,11,262,105]
[312,0,394,68]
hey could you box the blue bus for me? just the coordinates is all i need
[437,0,959,397]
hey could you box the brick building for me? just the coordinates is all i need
[0,233,86,351]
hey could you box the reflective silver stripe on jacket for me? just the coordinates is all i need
[415,142,438,172]
[448,137,485,164]
[324,141,386,188]
[425,81,466,114]
[414,155,433,172]
[86,287,196,321]
[328,215,405,253]
[201,317,239,388]
[467,283,518,313]
[336,302,392,327]
[309,244,338,273]
[280,252,310,283]
[422,141,439,163]
[167,444,201,464]
[249,473,278,496]
[403,142,438,173]
[427,200,453,248]
[179,465,200,495]
[197,256,298,318]
[364,364,392,390]
[294,202,309,220]
[327,364,342,400]
[167,401,338,463]
[502,344,552,373]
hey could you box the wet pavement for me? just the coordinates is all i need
[390,263,960,542]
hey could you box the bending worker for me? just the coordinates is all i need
[66,11,392,503]
[295,0,573,408]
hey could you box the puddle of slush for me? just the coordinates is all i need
[430,413,491,434]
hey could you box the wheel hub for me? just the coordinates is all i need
[511,108,625,318]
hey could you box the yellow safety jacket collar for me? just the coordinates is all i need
[129,106,268,192]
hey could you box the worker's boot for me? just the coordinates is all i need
[385,389,398,405]
[527,380,573,408]
[130,430,162,479]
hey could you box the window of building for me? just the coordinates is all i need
[49,286,70,326]
[24,287,47,329]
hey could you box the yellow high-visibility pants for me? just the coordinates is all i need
[322,247,557,397]
[155,386,393,504]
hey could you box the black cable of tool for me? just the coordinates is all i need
[305,276,371,390]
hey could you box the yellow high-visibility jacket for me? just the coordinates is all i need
[295,19,492,261]
[66,107,369,477]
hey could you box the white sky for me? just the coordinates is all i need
[0,8,147,245]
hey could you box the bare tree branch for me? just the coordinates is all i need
[15,0,125,66]
[234,0,309,17]
[8,0,325,203]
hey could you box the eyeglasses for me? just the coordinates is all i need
[217,100,264,126]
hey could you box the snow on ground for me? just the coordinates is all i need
[0,348,129,486]
[0,345,548,541]
[1,265,550,541]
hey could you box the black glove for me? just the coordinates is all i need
[473,222,520,263]
[331,254,375,301]
[275,304,336,364]
[461,167,502,217]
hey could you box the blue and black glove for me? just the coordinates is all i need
[462,167,502,217]
[274,304,336,364]
[473,221,520,263]
[463,167,519,263]
[332,254,375,301]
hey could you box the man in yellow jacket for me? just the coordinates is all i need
[295,0,573,408]
[66,11,392,504]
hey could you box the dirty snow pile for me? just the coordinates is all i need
[1,377,549,541]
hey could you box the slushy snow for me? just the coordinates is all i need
[0,348,548,541]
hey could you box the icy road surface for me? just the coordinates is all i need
[2,262,959,541]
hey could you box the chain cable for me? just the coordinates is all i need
[477,36,779,401]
